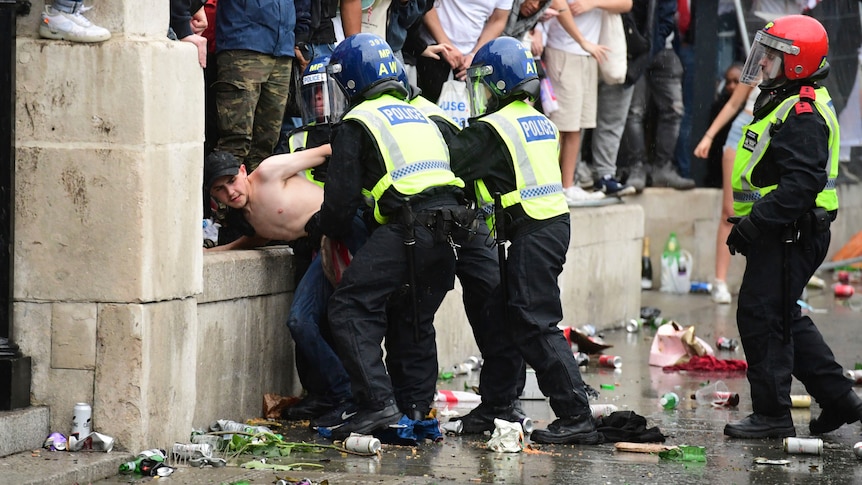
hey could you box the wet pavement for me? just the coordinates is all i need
[88,281,862,485]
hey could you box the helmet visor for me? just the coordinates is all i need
[300,73,331,125]
[740,30,794,86]
[325,64,349,123]
[466,65,494,118]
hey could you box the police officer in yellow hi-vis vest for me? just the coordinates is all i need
[404,75,532,433]
[317,33,469,439]
[722,15,857,440]
[449,36,599,445]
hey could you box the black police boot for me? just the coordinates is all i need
[530,413,600,445]
[810,390,862,435]
[330,404,403,440]
[723,413,796,438]
[281,394,337,421]
[454,402,529,434]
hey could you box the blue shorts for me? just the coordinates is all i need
[724,112,754,151]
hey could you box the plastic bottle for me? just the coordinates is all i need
[641,237,653,290]
[659,445,706,462]
[660,392,680,410]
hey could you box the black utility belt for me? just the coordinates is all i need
[794,207,834,234]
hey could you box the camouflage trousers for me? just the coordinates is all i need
[214,50,293,171]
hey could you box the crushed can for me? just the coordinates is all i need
[783,437,822,455]
[790,395,812,408]
[71,403,92,439]
[69,431,114,452]
[835,283,855,298]
[716,337,739,351]
[343,434,381,454]
[854,441,862,459]
[440,420,464,435]
[625,319,640,333]
[43,432,67,451]
[574,352,590,367]
[690,281,712,294]
[172,442,213,460]
[598,355,622,369]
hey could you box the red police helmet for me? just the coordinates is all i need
[762,15,828,81]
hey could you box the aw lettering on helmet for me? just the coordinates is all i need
[523,49,536,76]
[376,47,398,76]
[519,115,555,142]
[380,105,429,126]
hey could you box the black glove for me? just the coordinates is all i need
[304,211,323,251]
[726,216,761,256]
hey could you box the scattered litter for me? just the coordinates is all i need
[487,419,524,453]
[754,457,790,465]
[784,437,822,455]
[790,395,811,408]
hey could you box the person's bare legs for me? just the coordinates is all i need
[713,147,736,303]
[560,130,581,189]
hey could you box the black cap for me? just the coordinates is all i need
[204,151,241,191]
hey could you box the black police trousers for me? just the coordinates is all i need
[384,216,526,415]
[737,228,851,416]
[328,207,457,413]
[485,216,591,418]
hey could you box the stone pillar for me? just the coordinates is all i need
[12,0,204,450]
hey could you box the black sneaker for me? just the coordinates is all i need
[723,413,796,438]
[281,394,338,421]
[595,175,636,196]
[530,413,599,445]
[454,402,530,434]
[329,404,403,441]
[311,400,358,429]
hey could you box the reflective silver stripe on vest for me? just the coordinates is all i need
[743,94,839,193]
[391,160,452,180]
[825,178,836,189]
[733,191,762,202]
[485,112,542,193]
[521,183,563,199]
[741,98,798,192]
[289,131,306,151]
[350,109,451,174]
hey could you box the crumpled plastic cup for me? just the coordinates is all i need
[486,418,524,453]
[694,380,739,407]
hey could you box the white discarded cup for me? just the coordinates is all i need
[694,381,736,407]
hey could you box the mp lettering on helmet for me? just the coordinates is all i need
[519,115,555,142]
[377,48,398,76]
[379,105,429,126]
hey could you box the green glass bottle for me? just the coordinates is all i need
[659,445,706,462]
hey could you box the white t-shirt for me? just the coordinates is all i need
[423,0,512,54]
[544,6,602,55]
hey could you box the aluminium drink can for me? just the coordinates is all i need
[783,437,822,455]
[343,434,382,454]
[71,403,92,439]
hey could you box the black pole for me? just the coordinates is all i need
[690,0,719,186]
[0,0,32,410]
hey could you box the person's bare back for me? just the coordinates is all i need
[244,173,323,242]
[206,145,331,250]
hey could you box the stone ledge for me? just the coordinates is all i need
[200,246,296,303]
[0,406,49,458]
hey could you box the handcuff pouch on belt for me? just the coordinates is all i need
[413,204,479,244]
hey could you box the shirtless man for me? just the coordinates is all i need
[204,145,330,250]
[204,145,360,423]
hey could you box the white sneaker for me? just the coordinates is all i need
[564,186,605,207]
[39,6,111,43]
[712,280,732,304]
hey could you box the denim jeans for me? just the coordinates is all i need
[620,48,684,170]
[286,214,367,403]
